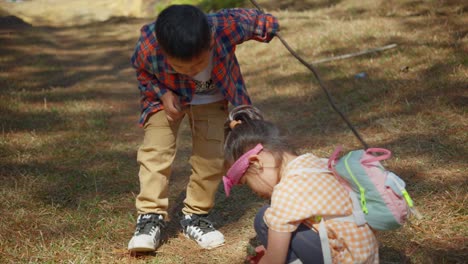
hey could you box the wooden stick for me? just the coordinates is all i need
[249,0,370,149]
[311,44,398,64]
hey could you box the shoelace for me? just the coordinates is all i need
[180,215,215,234]
[137,214,166,234]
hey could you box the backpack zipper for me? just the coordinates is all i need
[344,152,368,214]
[388,172,423,220]
[388,172,414,207]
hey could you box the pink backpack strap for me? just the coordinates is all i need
[328,146,352,192]
[362,148,392,164]
[328,146,343,172]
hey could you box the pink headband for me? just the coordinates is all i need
[223,143,263,197]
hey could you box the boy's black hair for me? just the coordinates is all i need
[224,106,298,168]
[155,5,211,60]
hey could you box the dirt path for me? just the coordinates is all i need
[1,0,152,26]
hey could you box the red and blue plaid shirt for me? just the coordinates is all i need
[131,8,279,125]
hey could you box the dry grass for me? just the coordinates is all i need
[0,0,467,263]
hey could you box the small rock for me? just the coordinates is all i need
[354,72,367,79]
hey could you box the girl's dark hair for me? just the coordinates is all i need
[155,5,211,60]
[224,105,297,167]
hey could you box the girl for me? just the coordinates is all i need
[223,105,379,264]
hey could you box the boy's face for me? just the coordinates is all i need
[166,48,211,77]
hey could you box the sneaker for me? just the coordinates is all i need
[180,214,225,249]
[128,213,165,252]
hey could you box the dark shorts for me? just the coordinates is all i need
[254,205,324,264]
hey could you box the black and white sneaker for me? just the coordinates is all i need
[180,214,225,249]
[128,213,165,252]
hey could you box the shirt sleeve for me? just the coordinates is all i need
[219,8,279,44]
[264,176,308,233]
[264,173,352,233]
[130,26,169,100]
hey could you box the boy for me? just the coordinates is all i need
[128,4,279,252]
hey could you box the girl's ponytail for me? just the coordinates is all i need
[224,105,264,147]
[224,105,296,167]
[228,105,264,123]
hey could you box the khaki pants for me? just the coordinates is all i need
[135,101,228,218]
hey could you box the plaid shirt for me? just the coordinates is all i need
[265,154,379,263]
[131,8,279,125]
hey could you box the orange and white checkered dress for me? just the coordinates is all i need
[264,153,379,264]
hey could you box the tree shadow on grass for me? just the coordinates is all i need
[253,0,342,11]
[0,2,466,262]
[0,139,139,208]
[379,243,468,264]
[0,15,144,94]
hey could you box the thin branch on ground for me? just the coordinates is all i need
[311,44,398,64]
[249,0,369,149]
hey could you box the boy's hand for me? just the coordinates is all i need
[246,245,266,264]
[160,90,184,122]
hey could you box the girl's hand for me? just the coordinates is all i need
[246,245,266,264]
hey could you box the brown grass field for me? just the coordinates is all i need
[0,0,466,263]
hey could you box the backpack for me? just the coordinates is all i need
[327,147,420,230]
[288,149,421,264]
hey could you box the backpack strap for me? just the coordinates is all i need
[327,146,343,172]
[322,192,367,226]
[329,147,391,167]
[318,197,367,264]
[348,191,367,226]
[328,146,354,193]
[318,219,333,264]
[318,211,362,264]
[362,148,391,164]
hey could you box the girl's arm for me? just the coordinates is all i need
[258,229,292,264]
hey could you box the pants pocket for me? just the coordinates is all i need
[205,117,225,142]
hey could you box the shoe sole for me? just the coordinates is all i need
[183,233,225,250]
[128,247,156,252]
[202,242,225,250]
[128,236,159,252]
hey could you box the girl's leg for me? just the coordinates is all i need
[254,205,324,264]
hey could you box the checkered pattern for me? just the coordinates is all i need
[264,154,379,263]
[131,8,279,126]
